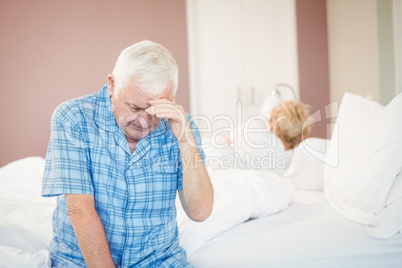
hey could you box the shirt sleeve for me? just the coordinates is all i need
[42,104,94,197]
[187,113,206,163]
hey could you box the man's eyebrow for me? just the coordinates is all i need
[126,102,143,109]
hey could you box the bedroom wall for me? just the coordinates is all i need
[327,0,402,108]
[377,0,398,105]
[326,0,380,105]
[0,0,189,167]
[395,0,402,96]
[296,0,331,139]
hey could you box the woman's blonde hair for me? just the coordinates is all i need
[270,101,312,149]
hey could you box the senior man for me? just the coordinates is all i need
[42,40,213,267]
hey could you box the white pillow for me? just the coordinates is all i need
[324,93,384,169]
[367,171,402,238]
[283,138,329,190]
[324,92,402,238]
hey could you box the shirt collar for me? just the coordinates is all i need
[95,84,118,132]
[95,84,169,137]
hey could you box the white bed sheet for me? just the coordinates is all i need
[187,190,402,268]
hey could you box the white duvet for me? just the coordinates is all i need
[177,169,294,257]
[0,157,54,268]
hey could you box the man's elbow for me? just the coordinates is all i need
[189,195,214,222]
[190,207,213,222]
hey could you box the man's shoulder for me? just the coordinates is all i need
[185,113,198,130]
[52,91,99,125]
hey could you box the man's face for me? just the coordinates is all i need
[108,75,174,142]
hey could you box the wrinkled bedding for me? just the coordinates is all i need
[177,169,294,256]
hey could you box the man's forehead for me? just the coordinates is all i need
[124,86,173,107]
[158,87,174,100]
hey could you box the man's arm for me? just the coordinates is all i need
[65,194,115,268]
[178,131,214,222]
[146,99,214,222]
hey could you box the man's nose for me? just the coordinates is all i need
[137,110,155,128]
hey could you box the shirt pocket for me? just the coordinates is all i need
[132,159,179,214]
[149,163,179,201]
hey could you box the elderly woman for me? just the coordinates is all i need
[268,101,312,150]
[213,101,312,175]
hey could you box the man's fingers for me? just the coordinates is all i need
[146,104,183,117]
[149,99,173,105]
[146,98,188,142]
[154,111,179,119]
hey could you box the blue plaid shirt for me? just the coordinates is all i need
[42,85,204,267]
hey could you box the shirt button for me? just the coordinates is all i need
[130,191,134,195]
[127,220,131,226]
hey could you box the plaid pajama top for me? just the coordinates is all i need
[42,85,203,267]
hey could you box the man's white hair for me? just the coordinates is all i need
[112,40,178,96]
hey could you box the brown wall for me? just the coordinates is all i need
[327,0,379,105]
[296,0,331,139]
[0,0,189,166]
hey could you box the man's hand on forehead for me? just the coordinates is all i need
[145,99,191,143]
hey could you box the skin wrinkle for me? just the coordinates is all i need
[108,74,174,151]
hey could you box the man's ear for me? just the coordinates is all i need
[107,74,115,97]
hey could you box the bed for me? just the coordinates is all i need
[186,190,402,268]
[1,92,402,267]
